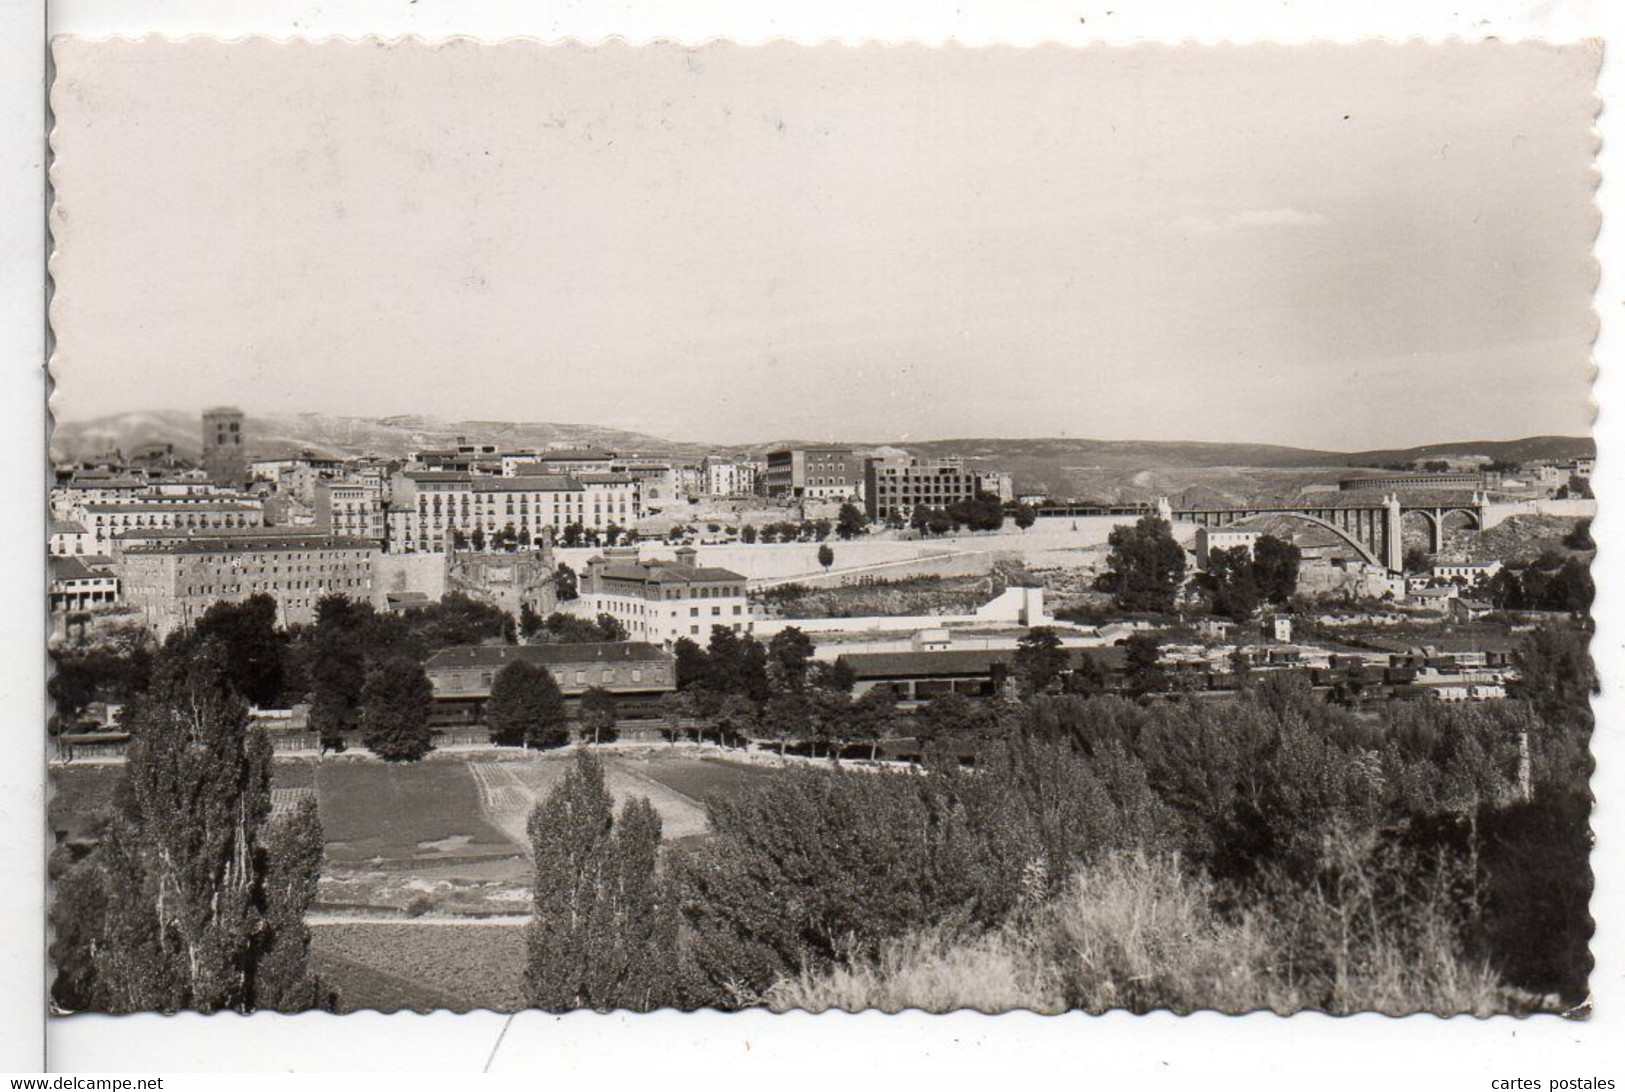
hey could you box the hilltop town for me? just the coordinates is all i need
[49,406,1596,748]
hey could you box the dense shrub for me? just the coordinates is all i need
[767,850,1511,1016]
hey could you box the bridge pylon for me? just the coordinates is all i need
[1382,493,1404,573]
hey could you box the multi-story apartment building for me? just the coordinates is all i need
[674,465,706,497]
[118,535,383,638]
[764,447,860,500]
[50,476,148,518]
[611,459,678,505]
[704,458,758,497]
[863,455,980,522]
[314,479,387,541]
[49,519,93,557]
[77,497,266,550]
[578,546,752,647]
[578,473,641,527]
[386,472,641,554]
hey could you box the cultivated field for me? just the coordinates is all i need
[308,921,528,1013]
[51,747,776,1009]
[51,747,773,911]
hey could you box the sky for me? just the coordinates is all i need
[48,39,1599,450]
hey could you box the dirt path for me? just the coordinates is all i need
[308,913,528,927]
[467,754,711,854]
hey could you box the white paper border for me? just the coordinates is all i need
[7,0,1619,1082]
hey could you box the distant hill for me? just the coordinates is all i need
[50,411,717,464]
[1341,436,1595,467]
[50,412,1592,506]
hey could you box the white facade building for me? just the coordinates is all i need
[577,546,753,647]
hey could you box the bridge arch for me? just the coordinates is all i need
[1439,508,1482,532]
[1251,512,1383,568]
[1400,508,1440,554]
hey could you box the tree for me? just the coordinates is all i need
[1013,627,1070,696]
[1403,547,1432,575]
[1563,519,1595,551]
[1558,473,1593,500]
[768,627,815,692]
[1544,558,1595,615]
[470,527,487,552]
[946,492,1005,533]
[911,692,1004,756]
[526,749,677,1011]
[704,627,770,700]
[836,504,867,540]
[49,641,326,1013]
[817,543,835,571]
[595,613,629,641]
[1122,633,1167,698]
[848,685,904,760]
[672,637,709,690]
[1104,517,1187,613]
[486,660,569,750]
[741,524,758,545]
[656,692,691,745]
[579,686,619,745]
[711,693,759,747]
[191,594,285,707]
[520,601,545,639]
[359,658,435,762]
[1064,653,1111,697]
[1251,535,1301,604]
[1013,504,1038,530]
[759,691,814,755]
[809,657,857,694]
[1210,549,1262,621]
[306,595,370,751]
[1486,567,1526,611]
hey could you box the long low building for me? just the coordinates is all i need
[424,641,677,722]
[117,534,383,637]
[836,646,1127,701]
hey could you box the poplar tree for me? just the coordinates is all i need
[49,640,326,1013]
[526,750,677,1011]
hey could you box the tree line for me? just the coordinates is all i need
[522,623,1593,1012]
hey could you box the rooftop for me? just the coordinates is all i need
[122,535,381,557]
[82,501,264,514]
[836,646,1125,680]
[530,449,615,461]
[473,474,582,492]
[425,642,673,671]
[595,558,746,585]
[51,556,109,582]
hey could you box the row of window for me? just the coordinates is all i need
[182,578,369,595]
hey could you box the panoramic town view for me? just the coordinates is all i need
[44,39,1597,1019]
[47,411,1597,1013]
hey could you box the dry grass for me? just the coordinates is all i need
[767,852,1518,1016]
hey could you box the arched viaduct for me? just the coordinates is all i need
[1161,492,1491,573]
